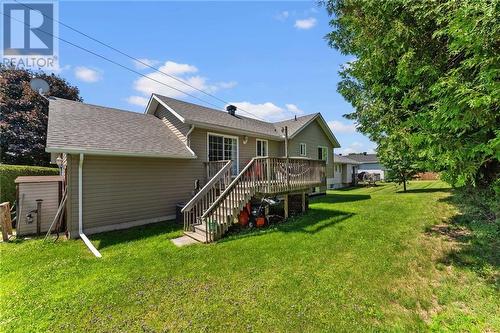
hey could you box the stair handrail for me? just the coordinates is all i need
[201,157,265,220]
[182,159,233,213]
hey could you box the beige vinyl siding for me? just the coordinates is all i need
[288,119,334,192]
[16,181,61,236]
[66,154,205,236]
[188,128,282,171]
[65,130,285,236]
[332,163,343,186]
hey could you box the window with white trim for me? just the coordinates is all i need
[256,139,268,157]
[299,143,307,156]
[208,133,238,175]
[318,146,328,163]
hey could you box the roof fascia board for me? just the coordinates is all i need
[287,115,319,140]
[144,95,158,115]
[46,147,197,159]
[152,95,186,123]
[316,113,341,148]
[288,114,341,148]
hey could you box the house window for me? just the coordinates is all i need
[318,146,328,163]
[256,139,268,157]
[299,143,307,156]
[208,133,238,175]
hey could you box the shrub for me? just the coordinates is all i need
[0,164,59,204]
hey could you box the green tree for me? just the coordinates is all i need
[0,66,81,166]
[378,133,421,192]
[322,0,499,189]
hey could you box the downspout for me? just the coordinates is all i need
[78,153,102,258]
[186,124,194,138]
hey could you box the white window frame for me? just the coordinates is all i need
[318,146,328,164]
[207,132,240,174]
[299,143,307,156]
[256,139,268,157]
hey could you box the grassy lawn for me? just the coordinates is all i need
[1,181,498,332]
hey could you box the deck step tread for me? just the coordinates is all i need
[184,231,207,243]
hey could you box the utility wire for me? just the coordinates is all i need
[9,0,266,121]
[2,11,227,110]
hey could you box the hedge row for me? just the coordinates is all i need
[0,164,59,204]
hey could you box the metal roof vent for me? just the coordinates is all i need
[226,105,237,116]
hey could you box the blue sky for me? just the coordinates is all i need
[50,1,375,154]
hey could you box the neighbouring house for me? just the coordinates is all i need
[331,154,360,189]
[45,94,340,245]
[347,153,386,180]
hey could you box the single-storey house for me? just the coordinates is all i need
[45,94,341,244]
[331,154,360,189]
[347,153,386,180]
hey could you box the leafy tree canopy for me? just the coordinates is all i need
[0,66,82,166]
[323,0,499,188]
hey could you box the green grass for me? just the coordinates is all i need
[1,181,498,332]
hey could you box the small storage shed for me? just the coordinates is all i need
[15,176,63,236]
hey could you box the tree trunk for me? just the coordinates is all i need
[402,174,407,192]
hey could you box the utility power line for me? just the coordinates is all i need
[9,0,266,121]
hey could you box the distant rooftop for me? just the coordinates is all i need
[347,153,379,163]
[333,154,360,164]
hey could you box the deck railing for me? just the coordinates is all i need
[200,157,325,242]
[182,160,233,232]
[203,160,231,182]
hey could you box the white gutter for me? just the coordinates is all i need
[184,125,196,156]
[78,153,102,258]
[186,124,195,138]
[46,147,197,159]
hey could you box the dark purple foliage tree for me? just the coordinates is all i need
[0,66,82,166]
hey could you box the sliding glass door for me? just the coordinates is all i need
[208,133,238,175]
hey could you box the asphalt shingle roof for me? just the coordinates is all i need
[154,94,282,138]
[153,94,327,140]
[46,98,195,158]
[273,113,319,138]
[346,153,379,163]
[333,154,361,164]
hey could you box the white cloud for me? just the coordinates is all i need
[328,120,357,134]
[337,141,376,155]
[275,10,289,21]
[74,66,102,83]
[133,58,161,70]
[229,101,305,122]
[126,96,149,107]
[217,81,238,89]
[128,60,236,104]
[294,17,317,30]
[285,104,304,115]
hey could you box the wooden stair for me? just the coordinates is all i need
[181,157,325,243]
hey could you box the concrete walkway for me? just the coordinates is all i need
[171,235,199,247]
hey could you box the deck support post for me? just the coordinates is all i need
[301,192,306,213]
[284,194,289,219]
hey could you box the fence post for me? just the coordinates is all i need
[0,202,13,242]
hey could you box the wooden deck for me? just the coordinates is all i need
[182,157,326,243]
